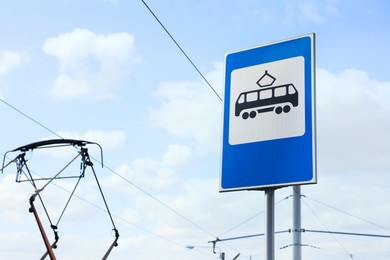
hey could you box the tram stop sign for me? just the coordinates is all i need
[220,34,317,191]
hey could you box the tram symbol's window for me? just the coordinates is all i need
[246,92,258,102]
[289,85,296,94]
[237,94,245,104]
[274,86,287,97]
[259,89,272,100]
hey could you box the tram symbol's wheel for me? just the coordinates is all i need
[275,106,283,114]
[242,112,249,120]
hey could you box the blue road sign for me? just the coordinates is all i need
[220,34,316,191]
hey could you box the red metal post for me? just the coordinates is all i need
[29,194,56,260]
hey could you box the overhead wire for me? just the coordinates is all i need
[303,195,390,232]
[140,0,222,101]
[1,0,225,237]
[1,1,314,258]
[0,151,216,258]
[217,195,290,238]
[102,162,217,238]
[208,196,292,259]
[129,3,390,255]
[0,99,248,257]
[0,98,62,139]
[136,3,251,255]
[0,99,220,244]
[300,194,390,258]
[301,196,354,258]
[1,0,228,248]
[124,2,390,255]
[0,0,235,247]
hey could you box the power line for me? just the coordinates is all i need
[210,230,290,244]
[1,0,228,241]
[0,152,194,252]
[140,0,222,101]
[301,196,353,258]
[0,98,217,238]
[303,229,390,239]
[303,195,390,232]
[0,98,247,257]
[102,163,217,238]
[0,98,62,139]
[217,196,290,237]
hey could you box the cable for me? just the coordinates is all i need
[0,99,220,241]
[140,0,222,101]
[217,196,290,237]
[1,0,229,239]
[303,195,390,232]
[102,162,216,238]
[301,197,353,258]
[0,98,62,139]
[303,229,390,239]
[211,230,290,243]
[1,151,211,256]
[1,0,229,246]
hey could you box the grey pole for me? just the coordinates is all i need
[265,188,275,260]
[292,186,302,260]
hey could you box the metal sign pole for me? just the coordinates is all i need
[292,186,302,260]
[265,188,275,260]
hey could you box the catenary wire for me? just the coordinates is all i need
[303,195,390,232]
[1,0,226,234]
[217,195,290,238]
[1,98,247,258]
[2,0,227,242]
[0,98,62,139]
[140,0,222,101]
[102,162,216,238]
[0,152,216,259]
[6,96,386,257]
[0,99,220,241]
[301,196,354,258]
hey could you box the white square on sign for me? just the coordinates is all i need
[229,56,305,145]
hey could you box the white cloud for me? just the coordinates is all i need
[297,1,326,23]
[0,231,42,259]
[161,144,193,168]
[148,63,223,153]
[0,175,33,223]
[316,68,390,173]
[156,178,261,230]
[104,144,192,194]
[43,28,140,100]
[0,49,24,98]
[282,0,339,27]
[0,49,23,76]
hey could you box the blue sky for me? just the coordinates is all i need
[1,0,390,259]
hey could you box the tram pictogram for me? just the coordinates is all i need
[235,70,299,120]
